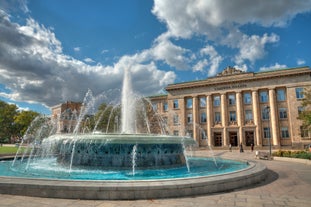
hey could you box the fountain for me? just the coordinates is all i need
[0,67,267,200]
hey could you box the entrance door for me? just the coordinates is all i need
[245,131,254,146]
[214,132,222,147]
[229,132,238,146]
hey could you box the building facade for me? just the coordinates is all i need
[51,101,83,133]
[150,66,311,149]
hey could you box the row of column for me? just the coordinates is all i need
[190,88,280,147]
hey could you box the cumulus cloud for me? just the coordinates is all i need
[151,33,190,70]
[83,58,95,63]
[152,0,311,67]
[0,10,176,107]
[235,33,280,65]
[297,59,306,65]
[259,63,287,71]
[74,47,80,52]
[199,45,223,76]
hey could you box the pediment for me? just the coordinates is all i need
[217,66,244,76]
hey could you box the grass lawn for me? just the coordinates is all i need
[0,145,20,155]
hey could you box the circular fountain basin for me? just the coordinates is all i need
[44,133,196,169]
[0,158,267,199]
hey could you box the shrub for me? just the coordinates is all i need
[272,150,311,160]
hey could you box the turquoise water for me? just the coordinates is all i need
[0,157,248,180]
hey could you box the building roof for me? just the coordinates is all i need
[165,66,311,91]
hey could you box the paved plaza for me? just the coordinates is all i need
[0,150,310,207]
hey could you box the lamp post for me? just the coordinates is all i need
[264,106,272,158]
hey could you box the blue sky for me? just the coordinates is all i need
[0,0,311,114]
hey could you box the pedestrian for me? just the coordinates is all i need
[229,143,232,152]
[251,143,254,152]
[239,142,244,153]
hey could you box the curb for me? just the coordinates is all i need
[273,156,311,165]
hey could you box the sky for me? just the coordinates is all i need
[0,0,311,114]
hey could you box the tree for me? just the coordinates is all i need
[298,88,311,131]
[0,100,40,143]
[94,103,121,133]
[14,110,39,136]
[0,101,18,143]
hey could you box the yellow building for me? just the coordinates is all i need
[51,101,83,133]
[149,66,311,149]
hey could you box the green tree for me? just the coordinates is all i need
[14,110,39,136]
[94,103,121,133]
[0,100,18,143]
[298,88,311,131]
[0,100,41,143]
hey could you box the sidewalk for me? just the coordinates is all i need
[0,150,310,207]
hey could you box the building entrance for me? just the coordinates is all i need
[214,132,222,147]
[245,131,254,146]
[229,132,238,146]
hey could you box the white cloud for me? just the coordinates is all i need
[0,11,176,107]
[153,0,311,37]
[199,45,223,76]
[193,59,208,72]
[84,58,95,63]
[151,33,190,70]
[152,0,311,66]
[74,47,80,52]
[235,33,279,64]
[297,59,306,65]
[259,63,287,71]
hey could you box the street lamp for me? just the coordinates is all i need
[264,106,272,158]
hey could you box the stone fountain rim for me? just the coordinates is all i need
[0,159,268,200]
[44,133,197,145]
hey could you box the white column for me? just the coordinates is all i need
[236,91,243,144]
[269,88,279,146]
[221,93,227,146]
[192,96,199,143]
[206,95,212,146]
[252,90,261,146]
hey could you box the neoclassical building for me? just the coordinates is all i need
[51,101,83,133]
[149,66,311,149]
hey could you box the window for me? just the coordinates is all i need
[173,130,179,136]
[199,97,206,107]
[243,92,252,104]
[229,111,236,122]
[214,112,221,122]
[213,95,220,106]
[187,113,193,124]
[163,102,168,111]
[201,130,207,139]
[281,127,289,138]
[245,110,253,121]
[262,107,270,120]
[200,112,207,123]
[173,99,179,109]
[277,89,286,101]
[152,103,158,112]
[260,91,268,103]
[173,115,179,125]
[228,94,236,105]
[279,108,287,119]
[186,98,193,109]
[263,127,271,138]
[296,88,304,99]
[300,126,309,138]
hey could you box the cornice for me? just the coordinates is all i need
[166,66,311,91]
